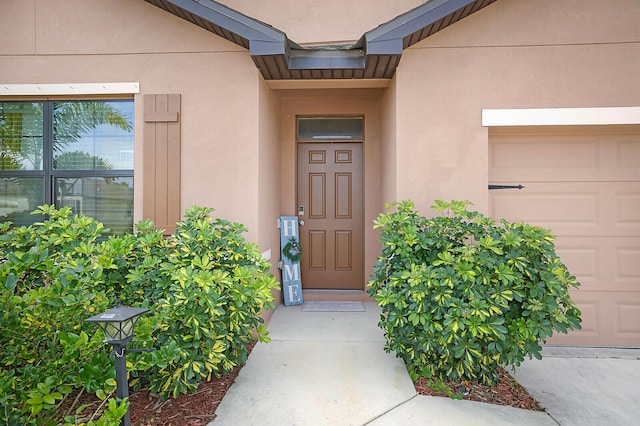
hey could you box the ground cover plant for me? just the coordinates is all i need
[368,200,582,386]
[0,205,278,425]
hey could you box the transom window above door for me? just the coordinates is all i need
[297,117,363,140]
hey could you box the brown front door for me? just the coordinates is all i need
[297,142,363,289]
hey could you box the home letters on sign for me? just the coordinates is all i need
[279,216,303,306]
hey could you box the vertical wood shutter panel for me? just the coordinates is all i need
[143,94,181,235]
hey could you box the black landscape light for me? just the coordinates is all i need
[86,305,149,426]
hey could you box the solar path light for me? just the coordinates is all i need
[86,305,149,426]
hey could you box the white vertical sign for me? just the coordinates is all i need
[279,216,303,306]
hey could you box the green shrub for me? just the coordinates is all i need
[0,205,279,424]
[368,200,582,385]
[0,206,116,425]
[117,206,279,397]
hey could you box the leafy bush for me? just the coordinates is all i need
[368,200,582,385]
[0,206,117,425]
[0,205,278,424]
[111,206,279,397]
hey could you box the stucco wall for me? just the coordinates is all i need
[0,0,243,56]
[258,79,283,307]
[380,79,398,208]
[391,0,640,215]
[222,0,425,45]
[0,0,266,242]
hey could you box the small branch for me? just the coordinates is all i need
[89,390,114,423]
[153,398,171,410]
[64,387,84,418]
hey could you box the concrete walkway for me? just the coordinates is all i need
[512,346,640,426]
[211,303,639,425]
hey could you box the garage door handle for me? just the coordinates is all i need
[488,185,525,190]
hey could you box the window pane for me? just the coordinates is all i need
[0,177,44,226]
[56,176,133,234]
[0,102,44,170]
[53,101,134,170]
[297,117,364,139]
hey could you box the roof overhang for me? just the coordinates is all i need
[145,0,498,80]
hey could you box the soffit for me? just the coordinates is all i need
[145,0,498,80]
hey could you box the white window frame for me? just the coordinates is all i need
[1,83,140,96]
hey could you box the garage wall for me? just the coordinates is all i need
[489,126,640,347]
[392,0,640,215]
[389,0,640,346]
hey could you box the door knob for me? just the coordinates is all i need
[299,220,305,227]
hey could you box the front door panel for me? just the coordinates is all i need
[297,142,363,289]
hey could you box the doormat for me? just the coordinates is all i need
[301,301,366,312]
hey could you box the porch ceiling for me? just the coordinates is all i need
[145,0,498,80]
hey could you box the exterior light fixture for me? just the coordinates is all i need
[86,305,149,426]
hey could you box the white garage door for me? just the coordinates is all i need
[489,126,640,347]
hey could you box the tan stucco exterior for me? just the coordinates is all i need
[1,0,639,343]
[390,0,640,214]
[224,0,425,45]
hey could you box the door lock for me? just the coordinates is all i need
[298,204,305,216]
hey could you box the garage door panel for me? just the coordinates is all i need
[490,133,640,182]
[617,193,640,225]
[546,291,640,347]
[490,182,640,236]
[489,126,640,347]
[618,138,640,169]
[491,188,597,231]
[546,291,602,346]
[617,302,640,336]
[490,135,597,175]
[556,236,640,292]
[554,238,600,290]
[617,247,640,287]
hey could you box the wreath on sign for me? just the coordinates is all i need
[282,237,303,262]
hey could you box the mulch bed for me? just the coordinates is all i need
[56,364,241,426]
[128,366,241,426]
[414,366,544,411]
[129,341,256,426]
[58,342,253,426]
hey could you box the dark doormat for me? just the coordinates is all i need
[301,301,366,312]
